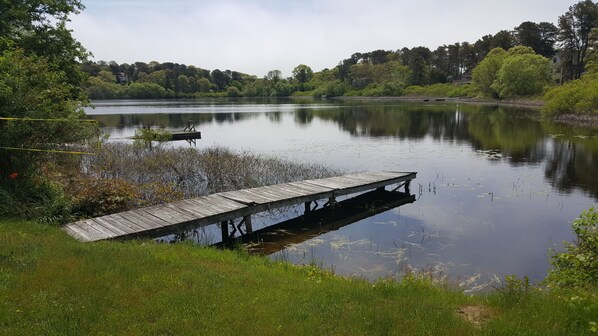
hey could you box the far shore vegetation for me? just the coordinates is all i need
[1,0,597,334]
[83,1,598,119]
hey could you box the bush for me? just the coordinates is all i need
[402,83,474,98]
[0,171,72,224]
[126,82,168,99]
[226,86,242,97]
[312,80,348,98]
[70,177,138,218]
[86,76,126,99]
[543,77,598,116]
[545,208,598,288]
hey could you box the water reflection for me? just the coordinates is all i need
[88,99,598,284]
[216,189,416,255]
[89,101,598,199]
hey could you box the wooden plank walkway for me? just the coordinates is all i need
[63,171,416,242]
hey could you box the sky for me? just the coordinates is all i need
[69,0,575,77]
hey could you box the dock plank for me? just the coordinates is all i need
[65,222,103,242]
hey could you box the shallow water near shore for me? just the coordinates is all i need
[87,98,598,288]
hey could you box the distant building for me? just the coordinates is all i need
[116,72,127,84]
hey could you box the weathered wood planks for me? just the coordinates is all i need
[63,171,416,242]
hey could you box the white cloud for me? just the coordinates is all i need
[70,0,573,77]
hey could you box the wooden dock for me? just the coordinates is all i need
[170,131,202,141]
[221,188,416,255]
[131,131,202,141]
[63,171,416,243]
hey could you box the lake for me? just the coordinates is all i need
[87,98,598,289]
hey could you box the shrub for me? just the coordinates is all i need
[545,208,598,288]
[70,177,138,218]
[0,170,72,223]
[126,82,167,99]
[226,86,242,97]
[543,77,598,116]
[402,83,474,98]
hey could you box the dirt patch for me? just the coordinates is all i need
[552,114,598,128]
[457,305,494,328]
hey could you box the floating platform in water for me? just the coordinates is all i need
[169,131,202,141]
[131,131,202,142]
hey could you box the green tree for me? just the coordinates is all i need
[472,47,508,97]
[491,53,553,98]
[266,70,282,84]
[1,1,93,176]
[558,0,598,80]
[196,78,212,93]
[98,70,116,83]
[587,28,598,75]
[292,64,313,83]
[514,21,558,57]
[400,47,431,86]
[226,86,242,97]
[507,45,535,56]
[210,69,230,90]
[86,76,124,99]
[177,75,190,94]
[0,1,89,93]
[0,47,93,171]
[489,30,516,51]
[126,82,167,99]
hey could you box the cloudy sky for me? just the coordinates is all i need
[69,0,574,77]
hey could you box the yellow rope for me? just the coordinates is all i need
[0,146,95,155]
[0,117,98,123]
[0,117,101,155]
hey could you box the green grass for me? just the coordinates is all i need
[1,220,596,335]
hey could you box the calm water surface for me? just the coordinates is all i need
[88,99,598,288]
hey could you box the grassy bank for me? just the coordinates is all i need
[1,220,596,335]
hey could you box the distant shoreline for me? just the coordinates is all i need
[329,95,544,108]
[331,96,598,129]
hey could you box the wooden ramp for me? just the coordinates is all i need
[64,171,416,242]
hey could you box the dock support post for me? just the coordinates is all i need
[305,201,312,214]
[220,221,230,242]
[405,181,411,194]
[244,215,253,234]
[328,196,337,209]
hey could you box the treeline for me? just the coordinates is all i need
[83,1,598,108]
[81,20,559,100]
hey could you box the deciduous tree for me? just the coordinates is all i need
[292,64,313,83]
[0,1,89,92]
[472,47,508,97]
[491,53,553,98]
